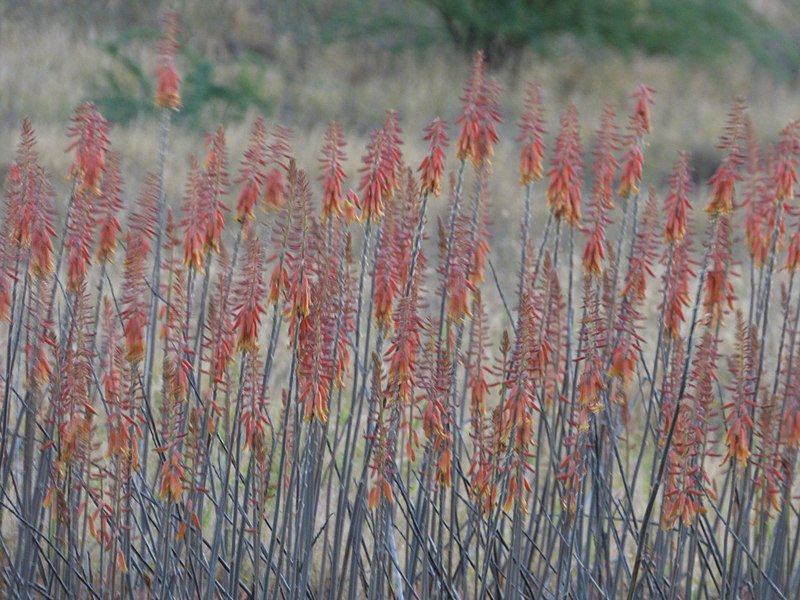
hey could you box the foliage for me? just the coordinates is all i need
[93,29,273,128]
[421,0,797,69]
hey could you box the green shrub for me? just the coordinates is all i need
[421,0,797,69]
[93,29,274,128]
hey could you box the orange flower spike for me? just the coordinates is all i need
[618,85,655,198]
[201,127,229,253]
[233,232,267,352]
[7,121,56,279]
[706,164,737,216]
[29,216,56,279]
[518,82,546,185]
[632,84,656,134]
[66,101,109,193]
[664,152,693,243]
[154,10,181,110]
[342,189,361,224]
[235,117,267,223]
[663,241,694,339]
[787,231,800,272]
[578,360,606,415]
[456,52,501,167]
[267,262,289,307]
[124,308,147,363]
[608,344,636,385]
[582,105,620,277]
[617,144,643,199]
[319,121,348,219]
[582,230,605,278]
[419,117,449,196]
[774,121,800,203]
[707,99,747,216]
[547,105,583,226]
[261,169,285,212]
[95,152,124,262]
[181,157,205,270]
[358,113,403,222]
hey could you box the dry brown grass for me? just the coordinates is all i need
[1,12,798,264]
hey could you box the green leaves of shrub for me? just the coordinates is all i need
[93,31,273,128]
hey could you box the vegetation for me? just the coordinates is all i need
[422,0,794,67]
[2,9,800,600]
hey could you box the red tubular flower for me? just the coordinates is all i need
[319,121,348,219]
[787,230,800,272]
[263,168,286,211]
[5,120,56,280]
[456,52,502,167]
[154,10,181,110]
[722,312,757,468]
[582,231,605,279]
[262,126,292,211]
[582,105,620,277]
[617,85,655,198]
[546,104,583,226]
[240,350,269,449]
[707,164,737,216]
[703,215,735,323]
[64,187,96,293]
[517,82,546,185]
[386,245,425,408]
[233,229,267,352]
[774,120,800,203]
[617,144,643,199]
[181,157,205,270]
[66,101,109,193]
[120,174,160,363]
[359,111,404,222]
[707,99,747,216]
[664,152,693,243]
[95,151,124,262]
[622,188,659,302]
[200,126,229,253]
[419,117,448,197]
[367,355,397,509]
[632,84,655,134]
[342,189,361,224]
[663,239,694,339]
[297,251,336,423]
[235,117,267,222]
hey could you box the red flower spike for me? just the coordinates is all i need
[707,98,747,216]
[154,10,181,110]
[359,111,404,222]
[236,117,267,223]
[455,52,502,167]
[95,151,124,262]
[774,120,800,203]
[618,85,655,198]
[181,157,206,270]
[582,105,620,277]
[233,230,267,352]
[547,104,583,226]
[64,186,96,293]
[200,127,229,253]
[66,101,109,193]
[517,82,546,185]
[419,117,449,197]
[664,152,693,243]
[319,121,348,219]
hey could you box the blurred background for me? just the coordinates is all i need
[1,0,799,237]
